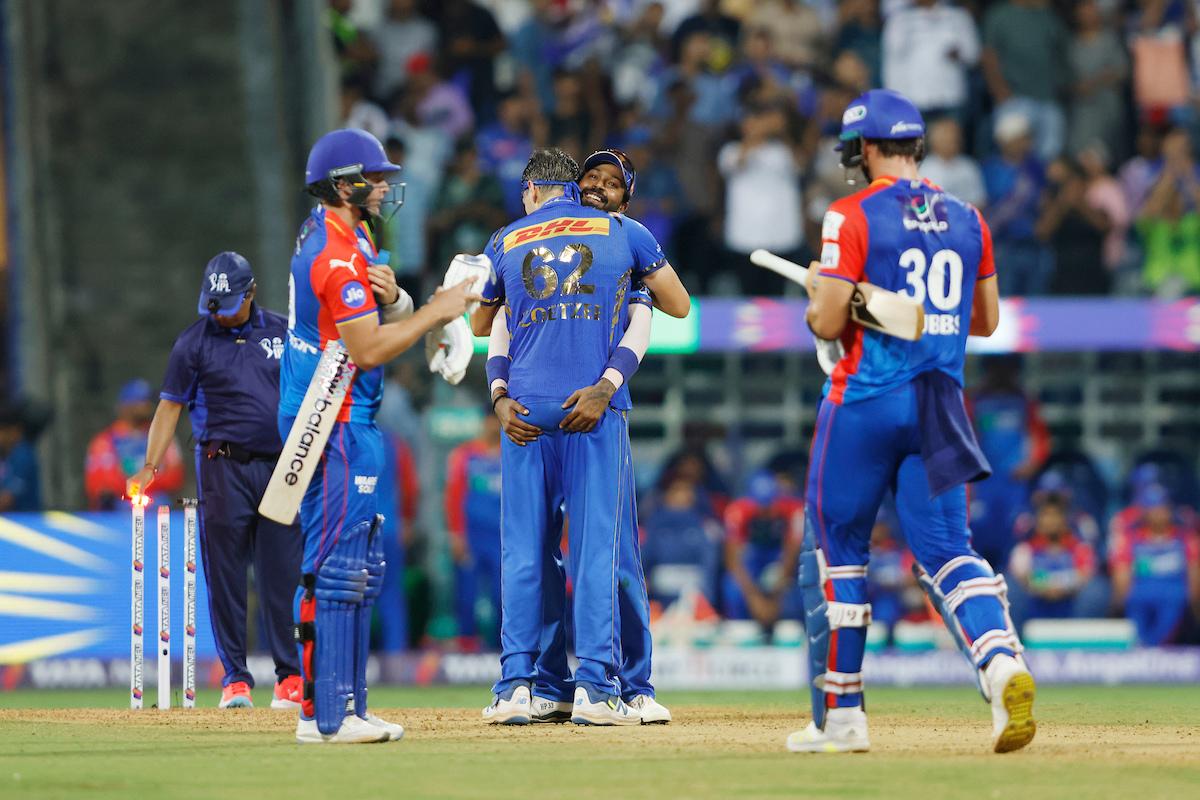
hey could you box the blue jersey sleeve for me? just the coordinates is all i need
[480,227,507,307]
[627,218,667,280]
[161,326,199,405]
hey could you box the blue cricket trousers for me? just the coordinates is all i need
[533,438,654,702]
[807,384,1014,708]
[494,402,631,696]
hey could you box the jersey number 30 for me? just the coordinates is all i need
[522,244,594,300]
[898,248,963,311]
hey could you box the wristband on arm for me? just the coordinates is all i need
[486,355,510,397]
[603,302,653,389]
[601,347,641,391]
[487,308,511,396]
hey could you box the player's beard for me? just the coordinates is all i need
[581,187,614,211]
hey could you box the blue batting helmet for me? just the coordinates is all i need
[836,89,925,150]
[305,129,401,185]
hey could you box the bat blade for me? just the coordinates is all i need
[258,342,356,524]
[749,249,924,341]
[852,284,924,341]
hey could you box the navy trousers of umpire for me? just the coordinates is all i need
[196,444,302,686]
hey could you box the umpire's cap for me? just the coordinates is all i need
[199,251,255,315]
[836,89,925,150]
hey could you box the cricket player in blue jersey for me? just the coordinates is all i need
[469,148,689,725]
[517,149,674,725]
[281,128,478,744]
[788,90,1036,754]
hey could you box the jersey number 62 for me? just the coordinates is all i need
[521,244,595,300]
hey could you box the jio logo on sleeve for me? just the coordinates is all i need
[341,281,367,309]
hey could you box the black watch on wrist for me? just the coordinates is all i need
[491,391,508,411]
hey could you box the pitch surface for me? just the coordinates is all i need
[1,686,1197,799]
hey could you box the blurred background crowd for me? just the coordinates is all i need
[335,0,1200,300]
[5,0,1200,654]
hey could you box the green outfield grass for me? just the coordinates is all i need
[2,685,1198,800]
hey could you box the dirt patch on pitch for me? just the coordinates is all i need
[3,706,1197,763]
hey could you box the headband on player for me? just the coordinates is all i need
[520,180,582,203]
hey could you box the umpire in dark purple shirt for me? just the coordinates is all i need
[127,252,303,710]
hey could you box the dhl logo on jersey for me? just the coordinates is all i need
[502,217,610,251]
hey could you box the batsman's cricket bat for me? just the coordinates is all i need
[749,249,924,341]
[258,341,357,525]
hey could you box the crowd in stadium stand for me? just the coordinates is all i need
[335,0,1200,298]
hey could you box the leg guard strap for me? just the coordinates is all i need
[827,601,872,629]
[815,670,864,695]
[944,575,1007,614]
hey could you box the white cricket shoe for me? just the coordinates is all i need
[985,653,1036,753]
[570,685,640,726]
[295,715,389,744]
[531,695,573,723]
[482,683,532,725]
[360,712,405,741]
[786,707,870,753]
[627,694,672,724]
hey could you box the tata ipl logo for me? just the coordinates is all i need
[902,193,950,233]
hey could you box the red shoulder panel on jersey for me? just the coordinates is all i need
[819,179,895,284]
[973,206,997,280]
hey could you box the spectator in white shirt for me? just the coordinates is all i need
[882,0,979,119]
[717,104,803,295]
[921,117,986,208]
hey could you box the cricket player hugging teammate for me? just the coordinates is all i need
[263,128,482,744]
[470,148,690,726]
[785,89,1036,755]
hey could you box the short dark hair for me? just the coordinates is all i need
[520,148,580,184]
[867,137,925,162]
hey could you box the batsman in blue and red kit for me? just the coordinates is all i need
[280,128,477,743]
[281,142,390,741]
[789,90,1035,754]
[472,148,689,722]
